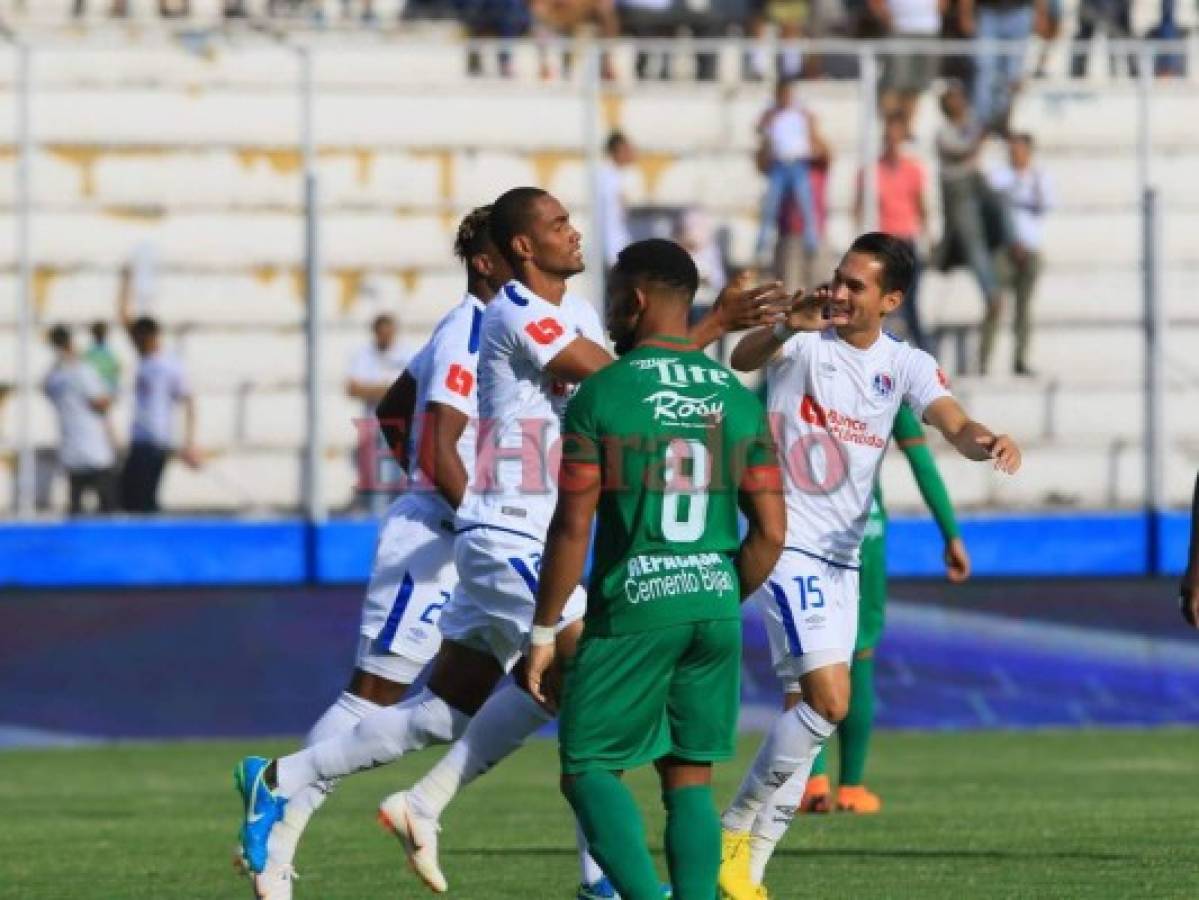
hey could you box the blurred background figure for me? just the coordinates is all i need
[599,130,636,267]
[933,81,1008,373]
[118,268,201,513]
[676,206,727,307]
[989,131,1053,376]
[775,137,832,290]
[959,0,1046,132]
[745,0,808,81]
[1070,0,1138,77]
[856,112,930,349]
[43,325,118,516]
[346,313,410,515]
[754,78,821,270]
[530,0,620,79]
[872,0,944,136]
[84,321,121,395]
[457,0,533,77]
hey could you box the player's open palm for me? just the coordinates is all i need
[786,284,850,332]
[715,275,790,331]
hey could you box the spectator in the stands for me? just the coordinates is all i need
[754,78,821,268]
[745,0,808,81]
[598,130,636,267]
[1070,0,1137,77]
[347,313,411,513]
[677,207,727,307]
[458,0,532,77]
[856,112,930,349]
[958,0,1046,131]
[619,0,678,79]
[531,0,620,79]
[988,132,1052,375]
[84,321,121,394]
[933,81,1008,373]
[44,325,118,516]
[118,271,201,513]
[775,121,832,288]
[871,0,945,136]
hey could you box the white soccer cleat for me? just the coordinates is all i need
[253,861,297,900]
[378,791,448,893]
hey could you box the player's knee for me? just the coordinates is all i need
[808,694,850,725]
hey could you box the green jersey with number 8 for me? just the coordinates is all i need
[561,335,777,636]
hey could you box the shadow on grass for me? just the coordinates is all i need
[444,847,1131,863]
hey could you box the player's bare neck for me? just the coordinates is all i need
[520,269,567,305]
[836,325,882,351]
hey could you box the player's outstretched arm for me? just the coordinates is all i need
[687,277,790,351]
[1181,470,1199,629]
[376,370,418,470]
[545,337,614,385]
[735,463,787,599]
[524,460,602,709]
[729,285,850,372]
[894,405,970,582]
[923,396,1021,474]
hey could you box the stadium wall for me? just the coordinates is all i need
[0,511,1190,588]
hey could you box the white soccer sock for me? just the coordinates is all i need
[746,761,808,884]
[576,821,606,886]
[721,702,835,833]
[408,683,552,820]
[275,689,468,798]
[268,692,380,865]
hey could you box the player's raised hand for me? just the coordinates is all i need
[713,274,790,332]
[784,284,851,333]
[944,537,971,583]
[976,434,1021,474]
[522,642,557,712]
[1181,568,1198,629]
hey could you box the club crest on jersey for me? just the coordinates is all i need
[871,372,894,399]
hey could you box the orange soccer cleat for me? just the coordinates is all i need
[835,785,882,814]
[799,775,832,814]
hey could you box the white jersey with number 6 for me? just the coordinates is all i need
[765,328,950,567]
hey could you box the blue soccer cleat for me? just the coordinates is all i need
[575,877,672,899]
[234,756,287,874]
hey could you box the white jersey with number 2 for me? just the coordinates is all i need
[765,328,951,566]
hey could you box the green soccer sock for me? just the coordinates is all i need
[662,784,720,900]
[809,743,830,779]
[838,654,876,786]
[563,771,662,900]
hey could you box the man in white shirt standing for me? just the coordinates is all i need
[988,132,1052,376]
[755,79,821,267]
[873,0,945,136]
[598,130,636,269]
[718,233,1021,899]
[117,277,200,513]
[347,313,411,513]
[43,325,118,515]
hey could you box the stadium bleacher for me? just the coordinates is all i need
[0,29,1195,513]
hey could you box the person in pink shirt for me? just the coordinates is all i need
[854,113,930,349]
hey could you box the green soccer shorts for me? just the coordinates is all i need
[558,618,742,775]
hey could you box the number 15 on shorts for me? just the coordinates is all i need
[767,575,825,657]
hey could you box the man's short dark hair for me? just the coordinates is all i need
[489,186,549,268]
[614,238,699,300]
[848,232,916,297]
[90,321,108,342]
[129,316,159,340]
[1011,131,1035,150]
[372,313,396,331]
[454,205,493,264]
[48,324,71,350]
[605,131,627,156]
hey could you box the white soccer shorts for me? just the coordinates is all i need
[357,504,457,684]
[753,547,860,685]
[437,525,586,673]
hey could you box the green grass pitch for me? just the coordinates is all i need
[1,729,1196,899]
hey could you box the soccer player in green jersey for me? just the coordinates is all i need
[801,403,971,815]
[523,239,787,900]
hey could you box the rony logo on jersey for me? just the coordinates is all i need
[634,358,728,426]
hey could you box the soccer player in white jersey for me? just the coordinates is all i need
[236,207,507,899]
[234,187,787,899]
[718,233,1022,900]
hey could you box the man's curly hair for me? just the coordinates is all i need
[454,205,494,264]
